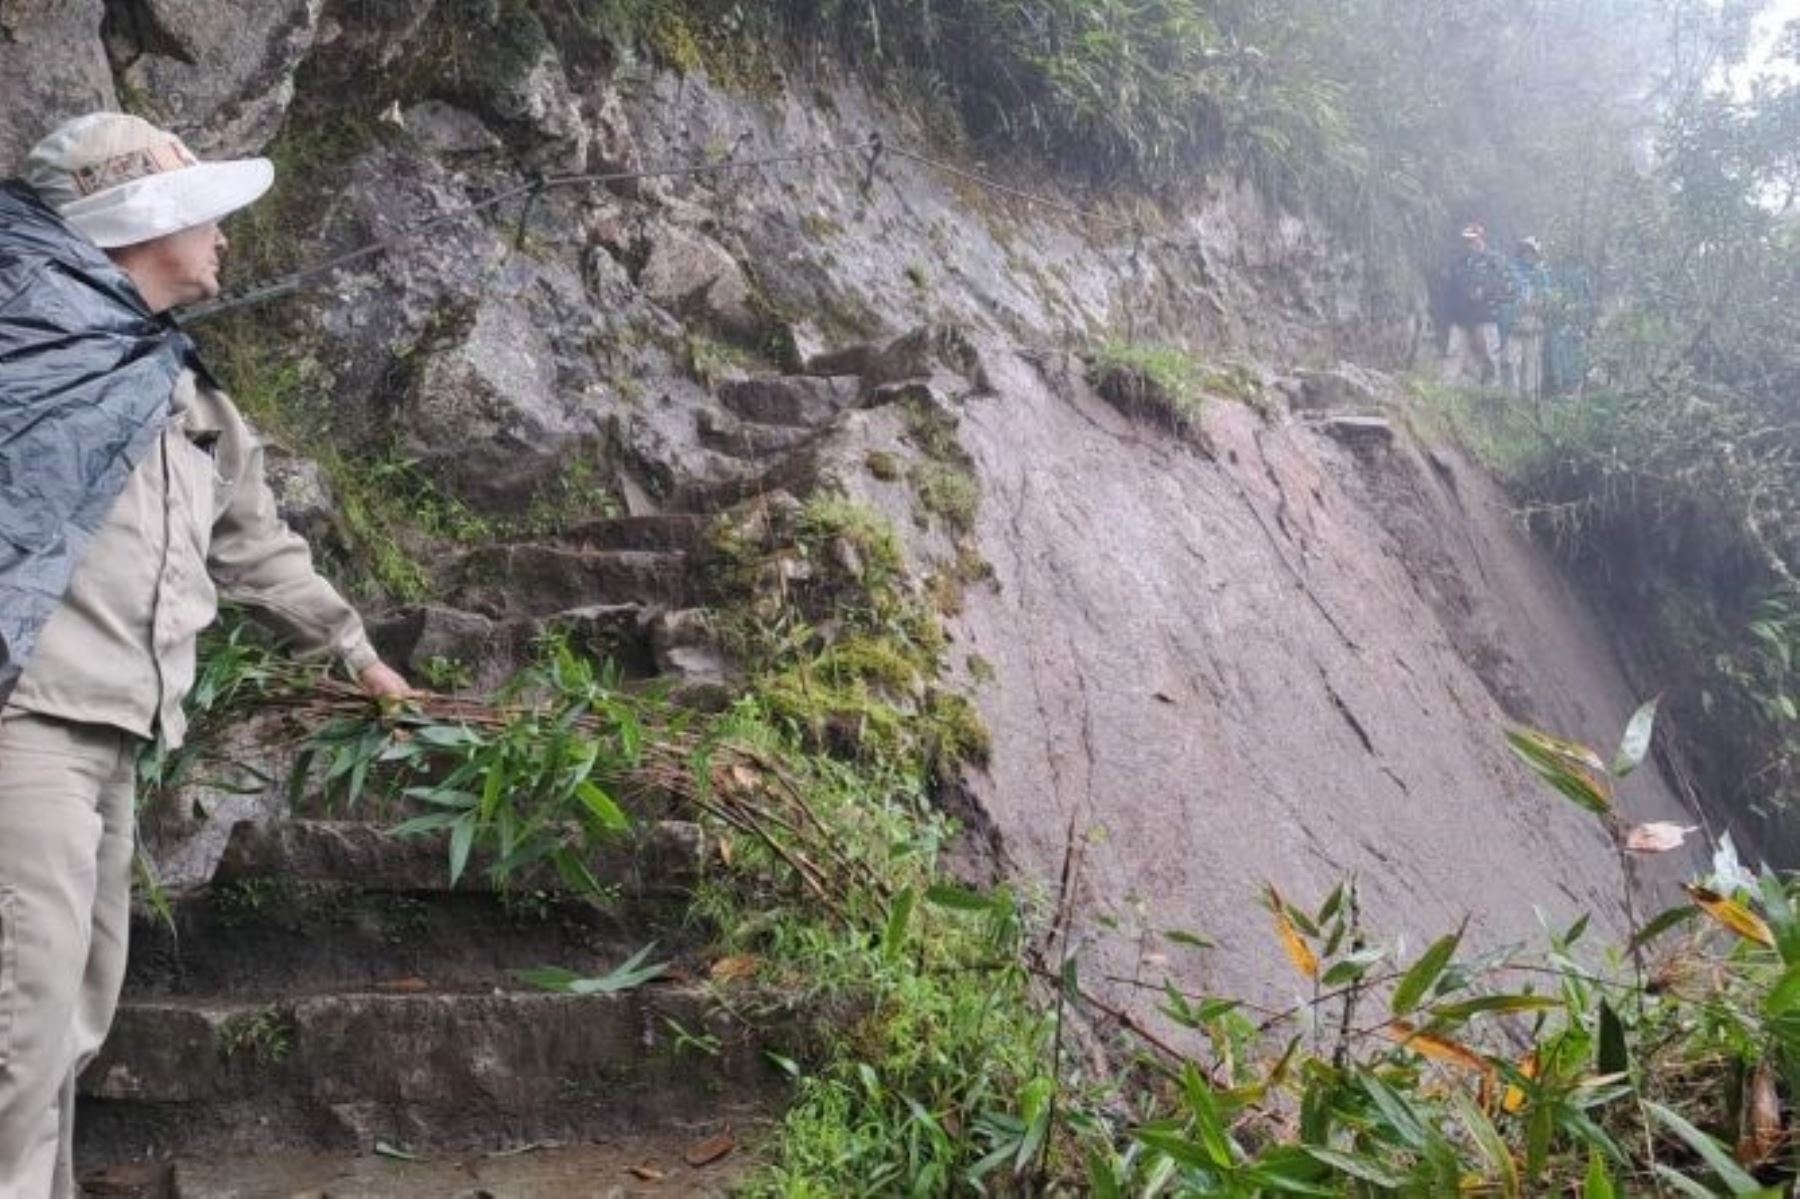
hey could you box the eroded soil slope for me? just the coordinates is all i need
[946,349,1704,1020]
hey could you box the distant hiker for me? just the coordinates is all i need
[1440,223,1516,388]
[1543,259,1593,398]
[0,113,413,1197]
[1502,236,1550,401]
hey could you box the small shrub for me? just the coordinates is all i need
[1085,339,1207,431]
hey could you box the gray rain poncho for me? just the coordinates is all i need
[0,180,191,704]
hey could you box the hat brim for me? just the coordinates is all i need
[58,159,274,249]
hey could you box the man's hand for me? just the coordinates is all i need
[357,661,417,700]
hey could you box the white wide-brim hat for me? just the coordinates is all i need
[22,112,272,249]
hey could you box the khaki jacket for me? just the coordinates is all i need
[9,370,375,746]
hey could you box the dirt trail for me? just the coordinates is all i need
[951,349,1704,1023]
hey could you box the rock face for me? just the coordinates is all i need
[0,0,116,174]
[104,0,325,154]
[939,347,1705,1020]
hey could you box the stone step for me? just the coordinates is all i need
[454,546,690,617]
[697,407,820,460]
[665,448,821,515]
[370,603,658,692]
[717,376,859,428]
[82,1135,745,1198]
[125,887,698,1001]
[78,988,785,1159]
[123,819,708,999]
[212,819,705,894]
[559,513,712,555]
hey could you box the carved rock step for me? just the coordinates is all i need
[78,989,785,1159]
[371,602,657,692]
[124,884,699,1001]
[213,819,705,894]
[83,1137,743,1199]
[559,513,713,554]
[664,447,821,515]
[717,376,860,429]
[697,406,820,460]
[454,546,691,617]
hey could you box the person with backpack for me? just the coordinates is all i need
[1440,223,1517,388]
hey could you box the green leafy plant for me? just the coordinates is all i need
[515,943,671,994]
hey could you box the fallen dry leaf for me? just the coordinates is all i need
[1502,1050,1539,1114]
[1266,888,1318,981]
[1683,884,1776,949]
[627,1163,667,1181]
[1384,1020,1490,1073]
[709,954,762,982]
[684,1132,736,1168]
[1625,822,1699,854]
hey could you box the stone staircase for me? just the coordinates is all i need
[77,818,777,1197]
[71,367,888,1197]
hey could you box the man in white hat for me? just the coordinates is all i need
[1440,222,1514,388]
[0,112,410,1196]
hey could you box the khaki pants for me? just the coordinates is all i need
[1509,327,1545,402]
[1442,322,1500,387]
[0,710,136,1199]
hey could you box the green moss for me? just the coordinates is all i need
[864,450,902,482]
[911,462,980,534]
[796,494,907,588]
[901,397,965,465]
[685,332,761,388]
[819,637,923,693]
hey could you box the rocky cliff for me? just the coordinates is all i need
[3,2,1712,1189]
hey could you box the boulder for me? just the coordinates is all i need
[108,0,325,155]
[1283,364,1388,414]
[261,447,335,542]
[401,100,501,156]
[637,224,758,337]
[1318,415,1394,447]
[0,0,115,175]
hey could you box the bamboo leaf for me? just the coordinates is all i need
[1506,729,1612,815]
[1303,1146,1408,1188]
[1430,994,1563,1020]
[515,943,669,995]
[1596,1000,1628,1074]
[883,886,916,961]
[575,780,630,832]
[1766,961,1800,1016]
[1274,904,1319,981]
[448,814,475,887]
[1684,884,1777,949]
[1392,927,1462,1015]
[1385,1020,1489,1073]
[1645,1101,1765,1195]
[1631,904,1700,950]
[1164,928,1215,949]
[1583,1150,1616,1199]
[1455,1092,1519,1198]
